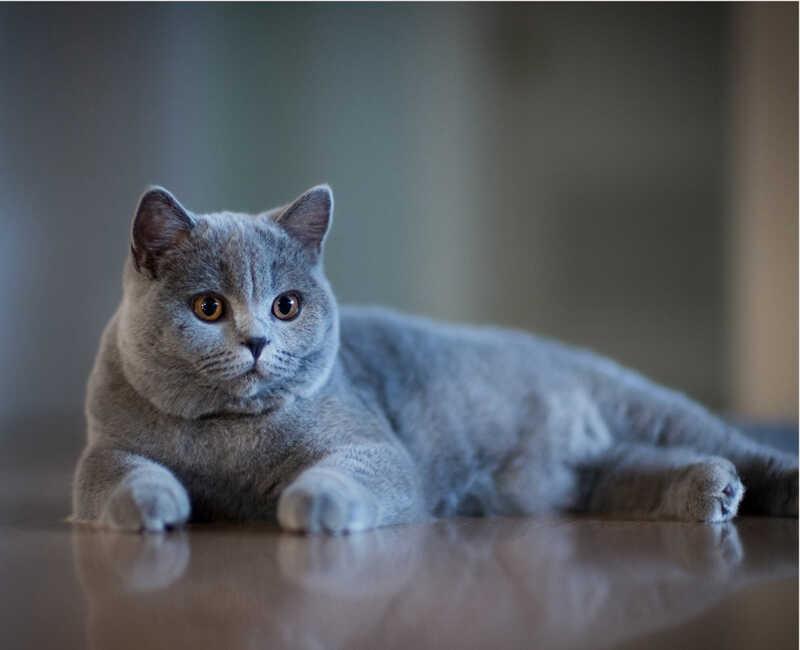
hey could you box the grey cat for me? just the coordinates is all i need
[72,185,798,534]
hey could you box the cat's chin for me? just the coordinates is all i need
[191,380,289,418]
[224,369,270,398]
[204,371,292,416]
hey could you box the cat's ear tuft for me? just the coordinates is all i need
[131,186,194,277]
[272,184,333,255]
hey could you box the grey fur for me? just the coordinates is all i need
[72,185,798,533]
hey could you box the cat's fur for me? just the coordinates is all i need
[72,185,798,533]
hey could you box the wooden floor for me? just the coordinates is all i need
[1,463,797,650]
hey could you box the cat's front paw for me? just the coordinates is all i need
[277,470,376,535]
[102,468,191,533]
[670,457,744,523]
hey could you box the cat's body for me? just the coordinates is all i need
[73,185,798,533]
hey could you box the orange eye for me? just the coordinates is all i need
[272,291,301,321]
[192,294,225,322]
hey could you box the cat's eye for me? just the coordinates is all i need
[272,291,301,321]
[192,293,225,322]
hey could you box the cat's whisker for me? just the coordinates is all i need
[198,354,237,371]
[262,363,294,378]
[199,359,235,373]
[217,364,253,380]
[273,351,312,369]
[264,361,296,375]
[197,350,230,363]
[266,356,295,367]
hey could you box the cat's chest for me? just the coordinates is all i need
[155,415,296,471]
[141,414,318,519]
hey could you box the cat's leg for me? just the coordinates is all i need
[578,443,745,522]
[277,442,423,534]
[72,445,190,532]
[600,378,798,517]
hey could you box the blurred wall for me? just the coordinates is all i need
[729,3,798,421]
[0,4,794,455]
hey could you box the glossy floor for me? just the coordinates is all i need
[1,465,797,650]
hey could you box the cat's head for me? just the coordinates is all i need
[117,185,339,418]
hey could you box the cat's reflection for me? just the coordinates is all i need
[73,527,191,594]
[72,518,795,650]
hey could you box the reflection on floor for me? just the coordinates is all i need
[0,466,797,650]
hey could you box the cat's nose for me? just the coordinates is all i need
[243,336,268,360]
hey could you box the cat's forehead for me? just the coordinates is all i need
[164,211,307,298]
[196,212,282,256]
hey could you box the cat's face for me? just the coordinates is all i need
[118,185,339,417]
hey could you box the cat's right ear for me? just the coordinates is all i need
[271,185,333,256]
[131,187,194,278]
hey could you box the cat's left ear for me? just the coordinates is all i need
[272,185,333,256]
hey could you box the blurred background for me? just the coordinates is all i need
[0,3,796,461]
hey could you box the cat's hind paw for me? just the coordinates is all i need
[102,468,191,533]
[670,457,744,523]
[277,469,376,535]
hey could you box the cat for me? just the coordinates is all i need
[72,184,798,534]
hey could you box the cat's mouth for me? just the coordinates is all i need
[242,364,264,379]
[223,366,267,398]
[219,360,281,398]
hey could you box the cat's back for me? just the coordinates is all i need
[340,306,520,363]
[338,305,577,367]
[337,306,568,403]
[336,305,632,422]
